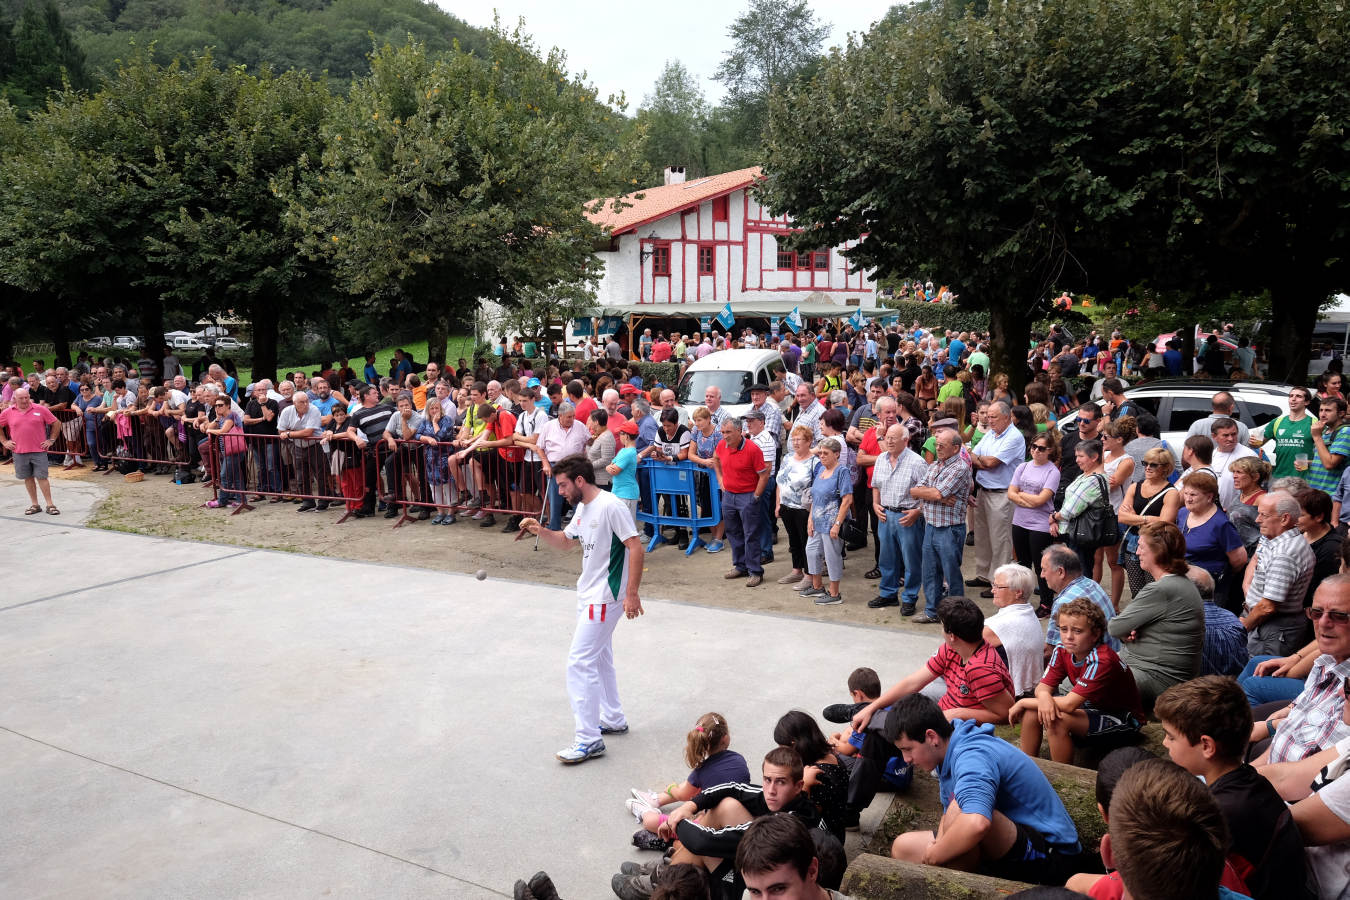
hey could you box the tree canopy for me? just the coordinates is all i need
[760,0,1350,385]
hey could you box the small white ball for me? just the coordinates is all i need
[475,569,487,581]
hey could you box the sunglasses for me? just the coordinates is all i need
[1144,461,1164,468]
[1308,607,1350,625]
[1031,444,1050,451]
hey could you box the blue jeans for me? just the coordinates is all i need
[252,442,281,493]
[83,422,104,466]
[921,523,966,617]
[756,488,775,559]
[546,474,571,531]
[219,452,245,504]
[1238,655,1307,706]
[878,512,925,606]
[722,490,763,576]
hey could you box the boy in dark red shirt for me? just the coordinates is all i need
[1011,598,1143,763]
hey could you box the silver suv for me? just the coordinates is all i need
[1060,380,1292,449]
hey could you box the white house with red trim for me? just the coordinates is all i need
[586,166,876,313]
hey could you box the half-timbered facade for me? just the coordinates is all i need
[587,166,875,310]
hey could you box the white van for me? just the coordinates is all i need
[171,335,209,351]
[675,349,783,419]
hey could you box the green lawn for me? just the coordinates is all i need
[234,336,478,387]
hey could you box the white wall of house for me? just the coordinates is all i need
[593,187,875,309]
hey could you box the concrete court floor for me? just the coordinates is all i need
[0,496,941,899]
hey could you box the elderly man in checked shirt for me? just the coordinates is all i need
[910,427,973,624]
[870,422,929,615]
[1242,490,1316,657]
[1252,576,1350,768]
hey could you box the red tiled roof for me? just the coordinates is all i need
[587,166,763,236]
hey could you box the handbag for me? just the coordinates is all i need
[1120,484,1176,557]
[1067,473,1120,549]
[825,460,866,546]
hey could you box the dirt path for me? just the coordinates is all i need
[48,466,1018,627]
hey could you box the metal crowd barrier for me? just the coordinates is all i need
[96,408,193,474]
[200,431,362,522]
[636,459,721,555]
[378,437,546,527]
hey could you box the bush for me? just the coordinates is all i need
[551,357,682,390]
[877,299,990,333]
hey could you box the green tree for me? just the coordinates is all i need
[714,0,828,145]
[761,0,1350,387]
[1,0,90,113]
[285,30,646,365]
[635,60,709,181]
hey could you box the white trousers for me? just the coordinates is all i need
[973,487,1015,581]
[567,601,624,744]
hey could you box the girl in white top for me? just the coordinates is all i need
[1100,417,1137,611]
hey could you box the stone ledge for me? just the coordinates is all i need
[841,853,1031,900]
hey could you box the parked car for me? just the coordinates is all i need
[211,336,249,351]
[87,336,111,348]
[171,335,209,352]
[1058,379,1290,451]
[675,349,782,419]
[112,335,140,350]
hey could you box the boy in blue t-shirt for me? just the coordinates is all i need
[885,694,1082,885]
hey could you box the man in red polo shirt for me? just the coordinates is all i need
[0,387,61,515]
[713,416,768,587]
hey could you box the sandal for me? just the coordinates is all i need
[46,506,59,516]
[24,504,41,515]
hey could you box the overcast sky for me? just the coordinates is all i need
[435,0,897,112]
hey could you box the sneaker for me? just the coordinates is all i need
[815,592,843,605]
[527,872,562,900]
[629,829,672,854]
[723,569,748,580]
[205,500,224,508]
[441,514,457,525]
[464,497,482,509]
[800,585,825,597]
[612,871,656,900]
[556,739,605,764]
[383,506,399,519]
[601,722,629,735]
[479,514,497,528]
[964,576,991,588]
[472,509,487,520]
[297,501,316,512]
[503,516,521,533]
[625,797,650,822]
[912,613,940,624]
[793,578,813,592]
[822,701,870,724]
[703,540,724,553]
[621,855,667,875]
[629,788,662,809]
[431,514,446,525]
[777,572,804,585]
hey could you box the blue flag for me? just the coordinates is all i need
[849,308,865,329]
[784,306,803,333]
[716,302,735,330]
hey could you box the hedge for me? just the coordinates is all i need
[876,299,991,333]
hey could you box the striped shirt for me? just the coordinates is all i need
[871,447,927,510]
[349,403,394,444]
[1246,528,1316,616]
[1308,425,1350,493]
[917,454,972,528]
[795,400,824,442]
[928,642,1013,712]
[1269,655,1350,763]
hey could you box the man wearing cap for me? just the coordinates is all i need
[748,382,782,449]
[714,417,769,587]
[745,408,778,565]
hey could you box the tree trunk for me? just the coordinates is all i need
[1267,282,1321,386]
[50,297,71,368]
[250,300,280,386]
[0,285,18,362]
[987,299,1032,398]
[138,295,164,376]
[426,314,449,366]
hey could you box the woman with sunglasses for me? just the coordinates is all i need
[203,397,245,508]
[1099,417,1137,610]
[1008,431,1061,615]
[1117,447,1181,597]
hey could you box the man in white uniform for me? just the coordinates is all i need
[520,453,645,764]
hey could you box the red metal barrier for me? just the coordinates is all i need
[379,436,546,528]
[201,430,365,522]
[96,406,194,474]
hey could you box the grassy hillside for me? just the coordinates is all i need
[40,0,489,84]
[234,336,479,388]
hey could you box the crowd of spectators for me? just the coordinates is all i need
[9,317,1350,898]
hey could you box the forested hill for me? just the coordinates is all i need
[7,0,488,84]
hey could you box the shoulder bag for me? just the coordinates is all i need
[1068,473,1121,550]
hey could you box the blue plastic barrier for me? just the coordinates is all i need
[635,459,721,555]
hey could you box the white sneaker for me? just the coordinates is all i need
[625,797,650,822]
[556,739,605,764]
[629,788,662,809]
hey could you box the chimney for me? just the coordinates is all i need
[663,166,686,186]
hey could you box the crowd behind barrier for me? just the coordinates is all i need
[11,317,1350,898]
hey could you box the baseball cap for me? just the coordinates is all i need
[617,420,639,435]
[743,408,766,422]
[526,377,541,388]
[619,383,639,396]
